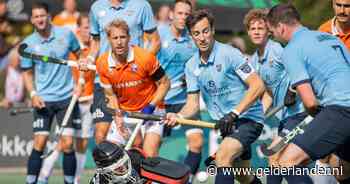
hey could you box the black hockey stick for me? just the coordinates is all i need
[18,43,96,70]
[260,115,314,156]
[9,107,33,116]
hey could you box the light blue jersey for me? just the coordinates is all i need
[20,26,80,102]
[157,24,197,105]
[283,26,350,107]
[251,39,304,119]
[90,0,156,55]
[185,41,264,123]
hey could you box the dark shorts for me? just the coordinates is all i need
[33,97,81,135]
[91,83,113,124]
[278,112,308,137]
[292,105,350,162]
[164,103,202,137]
[227,119,264,160]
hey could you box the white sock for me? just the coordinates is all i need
[310,160,338,184]
[74,152,87,184]
[38,149,60,182]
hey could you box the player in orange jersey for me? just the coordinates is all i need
[96,19,170,157]
[52,0,80,34]
[319,0,350,50]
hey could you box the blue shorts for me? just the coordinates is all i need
[91,83,113,124]
[228,119,264,160]
[293,105,350,162]
[33,97,81,136]
[278,112,308,137]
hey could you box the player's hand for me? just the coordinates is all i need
[217,112,238,137]
[308,105,323,117]
[78,57,92,71]
[284,87,297,107]
[114,113,129,139]
[73,84,83,97]
[31,95,45,109]
[163,113,179,127]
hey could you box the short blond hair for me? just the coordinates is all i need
[105,19,130,37]
[243,8,269,30]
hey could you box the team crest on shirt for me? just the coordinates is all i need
[125,10,135,16]
[131,63,138,72]
[215,64,222,72]
[239,63,252,73]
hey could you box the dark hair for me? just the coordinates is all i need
[77,12,89,26]
[186,9,214,30]
[31,2,49,13]
[266,3,300,27]
[174,0,192,10]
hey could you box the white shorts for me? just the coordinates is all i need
[106,108,165,145]
[75,102,94,138]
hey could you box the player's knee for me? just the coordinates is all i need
[215,147,236,167]
[278,154,299,168]
[60,137,74,152]
[187,135,203,153]
[95,131,107,144]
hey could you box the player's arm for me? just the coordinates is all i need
[144,30,161,55]
[235,72,265,114]
[141,1,160,54]
[22,68,45,108]
[261,89,273,113]
[294,83,319,115]
[149,67,170,106]
[178,92,200,118]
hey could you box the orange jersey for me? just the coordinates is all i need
[96,46,162,111]
[70,46,95,101]
[319,18,350,50]
[52,11,79,34]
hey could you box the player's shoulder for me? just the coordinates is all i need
[96,52,109,69]
[267,39,284,56]
[22,33,38,44]
[318,19,332,33]
[185,52,199,69]
[133,46,156,63]
[157,23,171,38]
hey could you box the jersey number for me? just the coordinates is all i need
[332,45,349,64]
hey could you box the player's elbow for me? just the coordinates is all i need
[252,76,266,97]
[160,75,170,91]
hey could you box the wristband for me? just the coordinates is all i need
[30,90,37,98]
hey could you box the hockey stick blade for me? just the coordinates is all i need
[260,115,314,156]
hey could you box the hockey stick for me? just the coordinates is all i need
[41,74,85,159]
[18,43,96,71]
[125,111,216,129]
[265,103,284,119]
[259,115,314,156]
[9,107,33,116]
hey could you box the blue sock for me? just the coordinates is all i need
[214,167,234,184]
[63,151,76,184]
[26,149,43,184]
[267,175,283,184]
[184,151,202,174]
[284,166,313,184]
